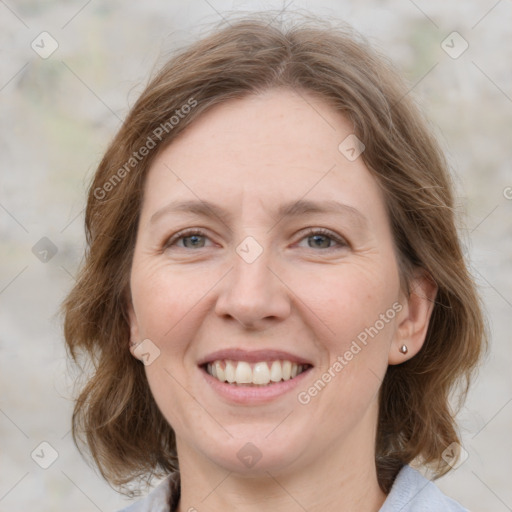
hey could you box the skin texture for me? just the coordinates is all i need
[128,88,437,512]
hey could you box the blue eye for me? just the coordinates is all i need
[165,228,348,251]
[166,229,210,249]
[180,233,206,248]
[298,229,348,250]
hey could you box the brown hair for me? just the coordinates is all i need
[62,14,487,494]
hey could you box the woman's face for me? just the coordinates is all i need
[128,88,417,476]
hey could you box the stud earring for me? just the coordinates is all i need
[399,344,408,354]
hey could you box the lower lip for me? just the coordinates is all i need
[201,366,313,404]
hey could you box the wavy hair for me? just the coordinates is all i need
[62,14,487,494]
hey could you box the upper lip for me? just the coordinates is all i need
[198,348,314,366]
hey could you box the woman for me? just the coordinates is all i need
[63,15,486,512]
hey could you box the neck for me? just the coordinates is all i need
[175,432,386,512]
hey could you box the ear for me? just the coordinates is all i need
[126,297,142,359]
[388,270,438,365]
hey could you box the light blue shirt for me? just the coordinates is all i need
[379,465,468,511]
[119,465,468,511]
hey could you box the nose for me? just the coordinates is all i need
[214,244,291,330]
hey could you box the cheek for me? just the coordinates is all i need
[288,258,401,354]
[130,259,214,431]
[130,257,219,343]
[293,265,400,427]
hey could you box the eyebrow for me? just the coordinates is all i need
[149,198,368,229]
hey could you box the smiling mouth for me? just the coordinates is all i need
[203,359,312,386]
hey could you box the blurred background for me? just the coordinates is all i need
[0,1,511,510]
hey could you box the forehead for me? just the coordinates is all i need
[142,88,387,224]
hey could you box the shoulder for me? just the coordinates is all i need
[379,465,468,512]
[116,474,178,512]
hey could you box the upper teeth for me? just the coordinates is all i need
[206,360,307,385]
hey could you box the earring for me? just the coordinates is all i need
[399,344,408,354]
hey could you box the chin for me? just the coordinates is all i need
[192,428,308,476]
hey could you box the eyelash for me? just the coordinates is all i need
[164,227,349,251]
